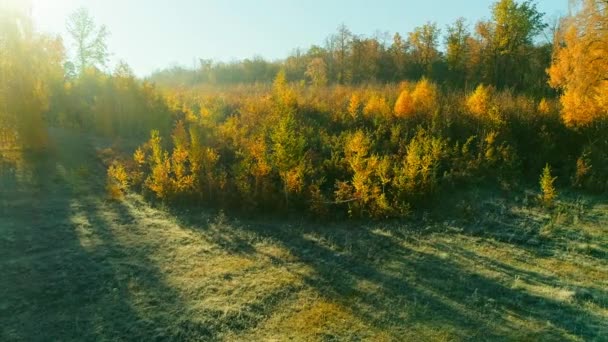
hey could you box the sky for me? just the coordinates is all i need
[29,0,569,77]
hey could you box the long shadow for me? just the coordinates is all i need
[177,210,606,340]
[0,133,153,341]
[1,131,203,341]
[435,241,608,309]
[4,130,604,340]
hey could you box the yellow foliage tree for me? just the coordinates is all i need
[363,94,391,118]
[548,0,608,126]
[348,93,362,120]
[0,4,64,149]
[539,163,557,206]
[273,69,297,109]
[538,98,551,115]
[466,84,492,117]
[412,78,438,115]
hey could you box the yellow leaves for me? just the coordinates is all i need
[247,136,272,179]
[107,161,129,200]
[137,126,220,200]
[348,93,362,119]
[281,164,306,194]
[345,130,370,170]
[539,163,557,207]
[341,131,398,218]
[411,78,438,114]
[363,94,390,118]
[0,9,58,150]
[538,98,551,115]
[146,155,173,199]
[594,80,608,114]
[133,147,146,166]
[171,147,195,192]
[466,84,492,117]
[394,128,446,198]
[273,69,297,108]
[305,57,328,87]
[573,157,591,188]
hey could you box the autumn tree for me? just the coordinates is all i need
[408,22,441,76]
[305,57,328,87]
[445,18,471,86]
[66,7,109,72]
[330,24,353,84]
[389,33,408,80]
[548,0,608,126]
[350,37,382,83]
[0,2,64,149]
[271,113,307,208]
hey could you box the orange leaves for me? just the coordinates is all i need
[247,136,272,179]
[548,0,608,126]
[394,78,438,118]
[394,89,415,118]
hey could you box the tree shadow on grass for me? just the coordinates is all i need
[176,209,607,340]
[1,133,212,341]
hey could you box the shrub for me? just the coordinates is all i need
[107,161,129,200]
[466,84,492,118]
[348,93,362,120]
[539,164,557,207]
[393,128,446,202]
[363,94,391,119]
[394,89,415,118]
[411,78,438,116]
[538,98,551,115]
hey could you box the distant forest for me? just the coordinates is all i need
[150,2,553,96]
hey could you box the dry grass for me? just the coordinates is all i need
[1,130,607,341]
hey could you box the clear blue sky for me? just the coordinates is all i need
[31,0,568,76]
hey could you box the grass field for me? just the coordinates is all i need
[1,131,607,341]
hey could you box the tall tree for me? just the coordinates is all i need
[66,7,109,72]
[548,0,608,126]
[408,22,441,77]
[445,18,471,87]
[389,32,408,80]
[490,0,547,88]
[0,2,64,149]
[305,57,328,87]
[331,24,353,84]
[350,37,382,83]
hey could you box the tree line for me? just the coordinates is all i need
[151,0,552,96]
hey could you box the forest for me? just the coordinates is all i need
[1,0,608,340]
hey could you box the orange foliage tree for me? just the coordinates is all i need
[548,0,608,126]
